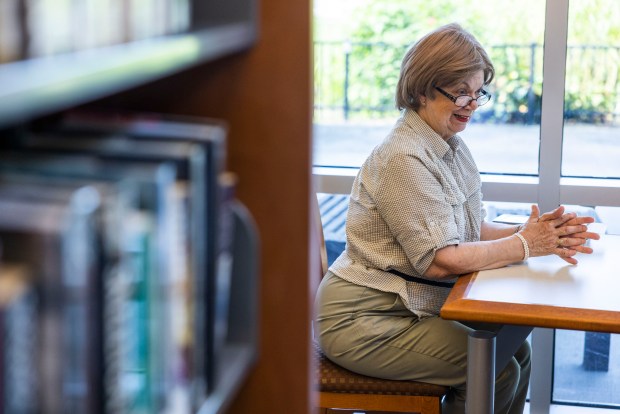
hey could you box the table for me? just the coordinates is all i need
[440,234,620,413]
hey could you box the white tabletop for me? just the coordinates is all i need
[467,235,620,312]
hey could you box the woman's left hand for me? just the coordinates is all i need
[537,206,601,262]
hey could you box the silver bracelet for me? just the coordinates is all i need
[514,232,530,261]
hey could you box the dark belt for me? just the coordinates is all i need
[387,269,456,288]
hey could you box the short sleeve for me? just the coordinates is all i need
[375,153,460,274]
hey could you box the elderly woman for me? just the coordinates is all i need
[314,23,599,414]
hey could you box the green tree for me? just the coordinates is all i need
[564,0,620,123]
[343,0,546,121]
[315,0,620,124]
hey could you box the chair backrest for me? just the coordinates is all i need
[314,194,329,278]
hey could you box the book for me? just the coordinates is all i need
[212,172,237,384]
[16,130,208,411]
[0,109,238,412]
[0,184,103,413]
[37,109,229,404]
[0,262,37,414]
[0,152,179,413]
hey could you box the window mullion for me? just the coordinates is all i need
[530,1,570,413]
[538,0,568,212]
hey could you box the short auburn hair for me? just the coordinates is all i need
[395,23,495,111]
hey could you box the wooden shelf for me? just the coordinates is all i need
[0,22,257,129]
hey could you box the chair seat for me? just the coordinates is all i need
[315,343,449,397]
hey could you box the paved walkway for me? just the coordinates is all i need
[314,121,620,177]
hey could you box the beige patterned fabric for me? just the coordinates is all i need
[329,109,484,318]
[315,342,449,396]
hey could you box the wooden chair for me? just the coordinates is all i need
[313,196,450,414]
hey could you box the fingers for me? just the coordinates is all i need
[553,213,600,231]
[558,255,579,265]
[554,246,579,265]
[556,221,601,241]
[558,217,601,243]
[557,236,591,249]
[555,246,577,256]
[564,216,595,226]
[527,204,540,223]
[570,245,594,254]
[569,230,601,241]
[553,236,594,264]
[538,205,564,222]
[558,224,589,237]
[551,212,577,227]
[519,210,599,263]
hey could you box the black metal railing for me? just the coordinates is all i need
[314,41,620,125]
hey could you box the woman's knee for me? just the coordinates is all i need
[515,340,532,370]
[496,357,520,399]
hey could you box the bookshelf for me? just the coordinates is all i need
[0,24,256,129]
[0,0,313,412]
[0,0,258,129]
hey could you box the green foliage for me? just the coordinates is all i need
[347,0,545,47]
[567,0,620,44]
[314,0,620,124]
[563,1,620,123]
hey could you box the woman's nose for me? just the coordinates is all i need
[466,98,479,110]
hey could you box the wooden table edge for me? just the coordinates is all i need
[440,271,620,334]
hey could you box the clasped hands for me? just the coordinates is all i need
[519,205,601,265]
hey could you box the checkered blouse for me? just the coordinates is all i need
[329,109,484,318]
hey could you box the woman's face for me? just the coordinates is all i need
[417,71,485,141]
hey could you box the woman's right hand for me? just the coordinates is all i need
[519,205,597,264]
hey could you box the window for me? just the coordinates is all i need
[551,1,620,409]
[314,0,546,175]
[314,0,620,411]
[562,0,620,179]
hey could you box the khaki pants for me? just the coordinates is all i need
[315,271,530,414]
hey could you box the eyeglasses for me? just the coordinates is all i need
[433,85,491,107]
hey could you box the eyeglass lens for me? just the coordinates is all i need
[454,93,489,107]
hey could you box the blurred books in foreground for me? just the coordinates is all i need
[0,109,259,414]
